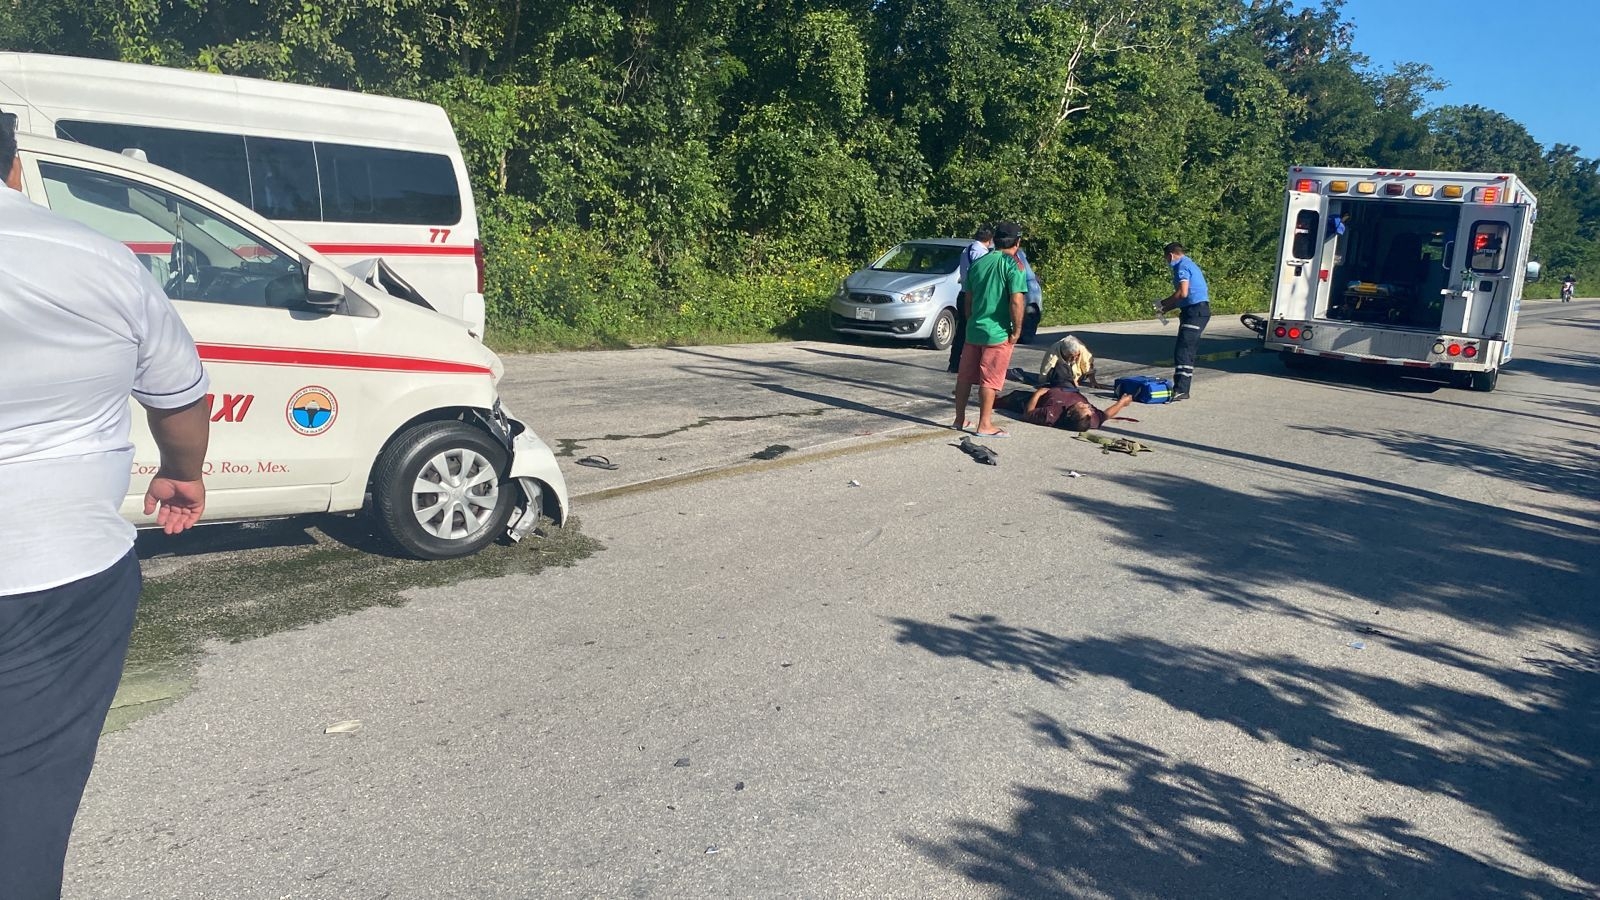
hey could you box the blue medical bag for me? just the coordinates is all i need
[1113,375,1173,404]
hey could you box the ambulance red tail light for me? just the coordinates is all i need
[1288,327,1302,339]
[1296,179,1320,192]
[1274,325,1288,338]
[1384,183,1405,196]
[1473,186,1501,203]
[1447,343,1462,357]
[474,238,486,294]
[1463,345,1478,359]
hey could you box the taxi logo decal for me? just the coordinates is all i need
[287,386,338,436]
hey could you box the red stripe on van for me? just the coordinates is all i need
[310,243,478,257]
[196,343,492,375]
[126,241,174,254]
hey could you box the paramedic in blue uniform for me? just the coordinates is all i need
[0,113,212,898]
[1159,242,1210,401]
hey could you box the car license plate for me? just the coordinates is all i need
[854,307,875,321]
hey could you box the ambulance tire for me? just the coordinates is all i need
[371,421,516,560]
[1279,349,1317,372]
[1468,369,1498,393]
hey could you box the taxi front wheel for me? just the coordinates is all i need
[371,421,517,560]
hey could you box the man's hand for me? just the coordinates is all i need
[144,474,206,535]
[141,397,210,535]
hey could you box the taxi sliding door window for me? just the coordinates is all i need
[37,162,311,310]
[1469,222,1510,273]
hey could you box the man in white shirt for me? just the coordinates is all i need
[0,113,211,897]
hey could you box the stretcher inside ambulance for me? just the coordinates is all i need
[12,134,567,559]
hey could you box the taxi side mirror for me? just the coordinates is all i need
[304,263,346,308]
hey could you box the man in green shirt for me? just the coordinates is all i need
[953,221,1027,437]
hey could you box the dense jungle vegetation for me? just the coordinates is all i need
[5,0,1596,347]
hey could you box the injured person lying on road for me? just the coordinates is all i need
[998,386,1135,432]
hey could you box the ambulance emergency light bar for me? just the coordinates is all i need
[1290,170,1510,203]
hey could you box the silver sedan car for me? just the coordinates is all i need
[829,238,1042,350]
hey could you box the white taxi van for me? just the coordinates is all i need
[0,52,487,337]
[12,133,567,559]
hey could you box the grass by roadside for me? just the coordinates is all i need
[107,521,602,732]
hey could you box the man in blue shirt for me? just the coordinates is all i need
[948,225,994,372]
[1159,242,1210,401]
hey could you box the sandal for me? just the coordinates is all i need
[974,429,1010,439]
[575,455,620,470]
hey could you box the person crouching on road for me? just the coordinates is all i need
[999,386,1136,432]
[953,222,1027,438]
[1158,242,1210,401]
[1038,333,1099,389]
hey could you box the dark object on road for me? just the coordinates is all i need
[1075,434,1153,455]
[734,781,746,791]
[673,757,690,768]
[576,455,619,470]
[957,436,999,466]
[750,444,794,460]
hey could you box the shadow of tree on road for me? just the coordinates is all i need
[908,719,1587,899]
[1289,425,1600,518]
[888,448,1598,896]
[1043,466,1597,634]
[890,618,1597,897]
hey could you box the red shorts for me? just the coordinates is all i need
[958,340,1014,391]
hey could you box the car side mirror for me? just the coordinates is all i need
[1525,261,1542,283]
[304,263,345,308]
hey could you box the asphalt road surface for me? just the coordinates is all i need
[68,301,1600,899]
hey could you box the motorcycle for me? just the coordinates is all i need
[1560,281,1575,302]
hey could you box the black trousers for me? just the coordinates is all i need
[947,309,968,372]
[1173,301,1211,393]
[0,551,141,900]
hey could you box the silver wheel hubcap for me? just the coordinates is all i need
[937,314,953,345]
[411,448,500,541]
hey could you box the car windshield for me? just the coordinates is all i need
[872,243,962,275]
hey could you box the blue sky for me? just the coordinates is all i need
[1331,0,1595,156]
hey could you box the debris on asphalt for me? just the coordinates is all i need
[1066,470,1084,478]
[575,455,620,470]
[673,757,691,768]
[734,782,746,792]
[750,444,794,461]
[1349,640,1367,651]
[323,720,363,735]
[1075,433,1153,455]
[706,846,722,855]
[1358,625,1386,636]
[847,479,861,487]
[956,437,999,466]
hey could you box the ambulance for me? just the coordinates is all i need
[11,133,568,559]
[1252,165,1540,392]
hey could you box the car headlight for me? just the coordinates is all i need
[902,285,936,304]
